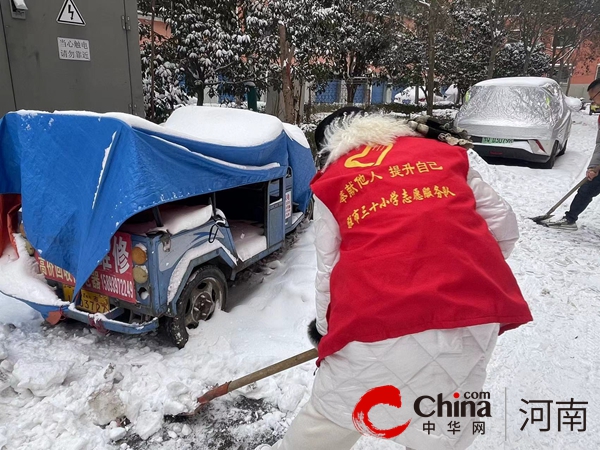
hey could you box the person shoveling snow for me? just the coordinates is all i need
[256,109,532,450]
[541,79,600,230]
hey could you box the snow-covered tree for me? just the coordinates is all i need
[380,29,426,94]
[383,0,475,113]
[139,22,188,123]
[245,0,338,123]
[169,1,249,104]
[139,1,267,106]
[320,0,403,105]
[494,42,551,78]
[434,1,493,102]
[509,0,566,75]
[465,0,515,79]
[465,0,599,80]
[138,1,331,123]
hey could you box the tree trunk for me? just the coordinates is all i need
[487,42,498,79]
[279,23,295,124]
[523,50,531,75]
[557,59,566,84]
[196,81,205,106]
[565,61,574,96]
[426,0,437,116]
[149,0,156,120]
[292,81,303,124]
[523,32,536,75]
[305,86,312,123]
[346,81,357,105]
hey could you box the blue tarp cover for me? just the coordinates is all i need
[0,111,315,296]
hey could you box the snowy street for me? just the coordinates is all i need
[1,111,600,450]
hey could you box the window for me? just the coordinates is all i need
[553,28,577,49]
[555,64,573,84]
[506,29,520,43]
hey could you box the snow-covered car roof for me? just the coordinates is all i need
[474,77,560,89]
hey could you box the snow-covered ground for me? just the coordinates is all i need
[1,112,600,450]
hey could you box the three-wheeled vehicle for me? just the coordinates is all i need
[0,106,315,347]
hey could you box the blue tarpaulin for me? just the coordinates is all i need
[0,110,315,296]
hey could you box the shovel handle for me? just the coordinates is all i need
[229,348,318,391]
[191,348,319,411]
[543,176,587,216]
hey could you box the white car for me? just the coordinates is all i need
[455,77,580,169]
[394,86,445,105]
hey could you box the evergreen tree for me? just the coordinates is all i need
[434,1,493,102]
[139,22,188,123]
[324,0,403,104]
[494,42,552,78]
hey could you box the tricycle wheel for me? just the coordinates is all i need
[164,265,227,348]
[304,196,315,222]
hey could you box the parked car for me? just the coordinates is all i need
[0,107,315,347]
[393,86,445,105]
[442,84,459,104]
[455,77,580,169]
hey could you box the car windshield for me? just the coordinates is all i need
[459,85,563,127]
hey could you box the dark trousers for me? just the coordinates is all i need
[566,175,600,222]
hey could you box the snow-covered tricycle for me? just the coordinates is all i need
[0,106,315,347]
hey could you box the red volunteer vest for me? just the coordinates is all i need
[311,136,532,364]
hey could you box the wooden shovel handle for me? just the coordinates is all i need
[229,348,318,392]
[544,176,587,216]
[189,348,319,413]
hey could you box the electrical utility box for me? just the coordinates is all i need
[0,0,144,117]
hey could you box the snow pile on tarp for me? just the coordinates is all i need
[0,235,66,311]
[0,107,315,300]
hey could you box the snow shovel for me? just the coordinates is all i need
[530,177,588,224]
[178,348,318,417]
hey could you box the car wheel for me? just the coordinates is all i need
[539,142,559,169]
[164,265,227,349]
[557,140,567,157]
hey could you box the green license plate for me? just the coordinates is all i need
[482,137,514,144]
